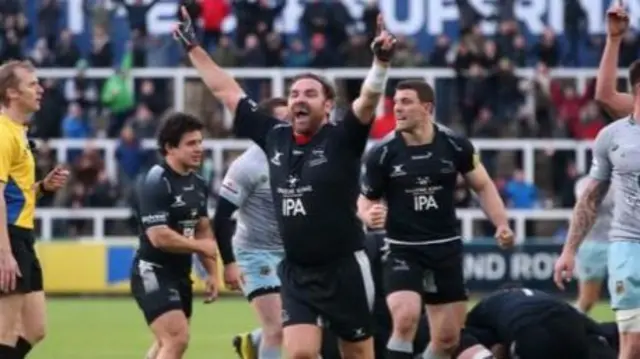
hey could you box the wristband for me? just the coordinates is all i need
[363,62,389,94]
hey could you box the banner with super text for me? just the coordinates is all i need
[35,242,592,295]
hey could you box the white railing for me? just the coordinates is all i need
[38,66,611,185]
[47,138,594,189]
[35,208,572,242]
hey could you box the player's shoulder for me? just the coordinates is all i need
[0,116,20,142]
[367,132,400,157]
[141,164,171,189]
[597,118,629,140]
[436,123,473,150]
[230,144,268,171]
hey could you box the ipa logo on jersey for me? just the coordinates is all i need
[279,175,310,217]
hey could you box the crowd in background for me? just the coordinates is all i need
[1,0,634,239]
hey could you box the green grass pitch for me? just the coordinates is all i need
[29,297,615,359]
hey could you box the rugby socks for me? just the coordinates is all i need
[422,344,450,359]
[387,336,414,359]
[0,344,18,359]
[250,328,263,347]
[14,337,32,359]
[258,345,281,359]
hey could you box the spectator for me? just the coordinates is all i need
[239,34,266,100]
[38,0,61,48]
[534,28,560,67]
[558,161,581,208]
[284,38,310,68]
[263,32,284,67]
[309,33,339,68]
[137,80,165,116]
[127,104,157,139]
[504,169,539,209]
[114,0,160,36]
[564,0,586,66]
[54,29,81,67]
[361,0,380,43]
[83,0,116,32]
[550,80,594,138]
[101,51,135,138]
[62,103,92,139]
[30,79,65,139]
[28,38,55,67]
[64,61,100,114]
[211,35,239,67]
[200,0,230,52]
[116,126,148,195]
[428,35,450,67]
[90,25,113,68]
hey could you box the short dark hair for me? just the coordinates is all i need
[630,60,640,89]
[258,97,287,116]
[157,112,204,156]
[0,60,35,106]
[289,73,336,101]
[395,80,435,103]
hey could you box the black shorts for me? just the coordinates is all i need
[130,257,193,325]
[278,250,375,342]
[4,226,42,295]
[512,309,589,359]
[383,239,467,304]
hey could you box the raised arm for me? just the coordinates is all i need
[351,15,397,124]
[595,2,633,118]
[173,7,245,115]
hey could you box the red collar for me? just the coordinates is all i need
[293,132,313,145]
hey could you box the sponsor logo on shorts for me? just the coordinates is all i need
[259,265,271,276]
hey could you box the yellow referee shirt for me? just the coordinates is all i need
[0,115,36,230]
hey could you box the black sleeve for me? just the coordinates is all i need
[197,177,209,218]
[454,137,479,175]
[336,108,373,156]
[213,196,238,265]
[137,175,172,230]
[361,145,388,200]
[233,96,281,150]
[463,326,499,348]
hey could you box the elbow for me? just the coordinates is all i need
[145,228,167,248]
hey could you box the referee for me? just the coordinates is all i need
[0,60,69,359]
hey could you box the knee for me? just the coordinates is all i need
[286,347,317,359]
[390,305,420,336]
[431,330,460,353]
[161,326,190,352]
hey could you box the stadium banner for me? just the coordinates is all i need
[32,0,628,62]
[35,242,587,295]
[35,242,231,294]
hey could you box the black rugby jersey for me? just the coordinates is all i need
[362,124,477,243]
[233,97,370,265]
[134,162,209,276]
[466,288,574,345]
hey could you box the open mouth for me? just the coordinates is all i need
[294,108,310,123]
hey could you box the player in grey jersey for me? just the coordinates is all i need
[573,175,613,314]
[557,3,640,359]
[214,98,288,359]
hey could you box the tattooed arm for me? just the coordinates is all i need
[563,178,611,254]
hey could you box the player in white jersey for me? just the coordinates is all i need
[213,98,289,359]
[573,176,613,314]
[554,3,640,358]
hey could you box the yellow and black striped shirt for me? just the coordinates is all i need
[0,115,36,230]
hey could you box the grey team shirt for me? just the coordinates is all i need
[219,145,282,250]
[575,175,613,242]
[589,118,640,241]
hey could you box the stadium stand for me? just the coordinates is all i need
[0,0,629,244]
